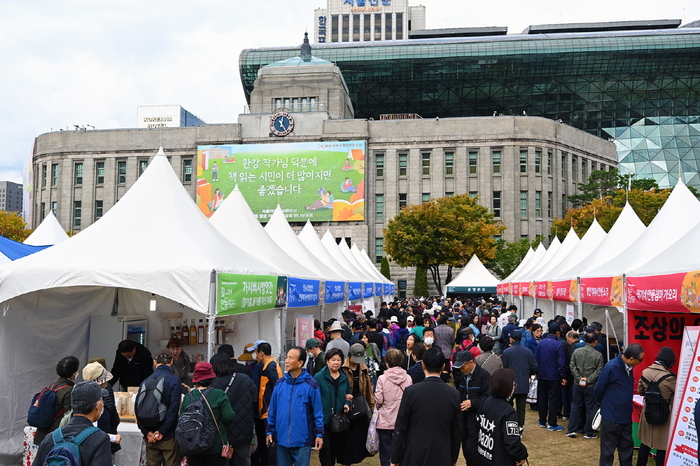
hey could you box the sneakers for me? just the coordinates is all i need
[584,433,598,439]
[547,425,564,431]
[565,432,577,438]
[537,422,547,428]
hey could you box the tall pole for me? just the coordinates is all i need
[207,270,217,362]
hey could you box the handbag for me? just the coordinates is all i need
[201,390,233,459]
[592,408,602,431]
[526,378,538,404]
[365,409,380,455]
[347,394,370,420]
[330,413,350,433]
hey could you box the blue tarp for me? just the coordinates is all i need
[0,235,50,260]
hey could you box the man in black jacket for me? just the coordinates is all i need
[110,340,154,391]
[454,351,491,466]
[501,330,538,430]
[305,338,326,376]
[391,347,461,466]
[33,381,111,466]
[217,344,253,377]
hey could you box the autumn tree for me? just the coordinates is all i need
[0,211,32,242]
[486,237,543,279]
[383,194,505,292]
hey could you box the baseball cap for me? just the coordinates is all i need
[349,343,366,364]
[71,381,102,412]
[305,338,320,350]
[511,330,523,341]
[248,340,266,352]
[452,351,473,369]
[407,315,415,322]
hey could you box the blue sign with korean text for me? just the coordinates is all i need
[325,281,345,304]
[349,282,363,301]
[390,284,395,295]
[288,278,320,308]
[363,283,373,299]
[375,283,382,296]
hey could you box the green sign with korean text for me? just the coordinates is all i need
[218,273,287,316]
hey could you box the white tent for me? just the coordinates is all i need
[522,228,580,282]
[503,247,536,284]
[629,218,700,277]
[0,150,283,457]
[320,231,368,302]
[23,211,69,246]
[545,219,607,281]
[297,222,362,282]
[508,242,549,283]
[445,255,500,294]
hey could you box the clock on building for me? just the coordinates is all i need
[270,111,294,137]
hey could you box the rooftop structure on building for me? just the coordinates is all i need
[137,105,206,129]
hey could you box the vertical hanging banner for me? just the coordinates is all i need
[218,274,286,316]
[287,277,321,308]
[295,314,315,347]
[390,284,395,295]
[325,281,346,304]
[580,276,624,306]
[383,283,390,296]
[348,282,363,301]
[375,283,382,297]
[363,282,373,299]
[512,282,521,296]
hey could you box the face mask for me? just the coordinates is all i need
[98,400,104,418]
[424,337,434,346]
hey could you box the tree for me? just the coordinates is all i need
[413,265,429,297]
[486,237,543,279]
[567,170,620,206]
[383,194,505,293]
[380,256,391,280]
[0,211,32,242]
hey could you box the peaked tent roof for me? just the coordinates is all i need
[297,222,361,281]
[338,237,377,282]
[357,247,392,284]
[628,220,700,277]
[546,219,608,281]
[446,255,500,290]
[503,246,536,283]
[509,242,548,283]
[24,211,69,246]
[264,207,346,281]
[585,181,700,278]
[321,230,372,282]
[0,149,281,311]
[210,186,318,279]
[351,244,391,284]
[521,228,580,282]
[556,203,646,280]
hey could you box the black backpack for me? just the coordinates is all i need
[641,373,673,425]
[175,387,217,456]
[135,375,167,429]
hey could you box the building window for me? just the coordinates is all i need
[422,193,430,203]
[74,162,83,185]
[363,14,371,41]
[342,15,349,42]
[444,151,454,176]
[582,158,588,181]
[398,280,407,299]
[73,201,82,228]
[469,151,478,174]
[398,152,407,177]
[353,14,360,41]
[562,194,567,216]
[421,152,430,176]
[445,192,454,197]
[41,164,47,188]
[375,238,383,263]
[374,13,381,40]
[40,202,46,221]
[561,154,566,178]
[375,194,384,221]
[51,163,59,186]
[591,161,597,172]
[520,191,528,218]
[572,156,578,182]
[547,192,552,218]
[521,234,529,240]
[492,150,501,174]
[51,201,57,216]
[375,153,385,177]
[95,161,105,185]
[183,159,193,182]
[520,149,528,173]
[535,150,542,174]
[547,151,553,175]
[396,13,403,39]
[493,191,501,218]
[385,13,392,39]
[117,161,127,184]
[469,191,478,198]
[95,200,103,221]
[535,191,542,217]
[399,193,407,210]
[138,160,149,177]
[331,15,339,42]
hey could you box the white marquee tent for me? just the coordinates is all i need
[445,255,500,294]
[23,211,70,246]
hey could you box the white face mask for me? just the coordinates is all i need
[424,337,435,346]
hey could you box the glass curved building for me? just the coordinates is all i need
[241,25,700,187]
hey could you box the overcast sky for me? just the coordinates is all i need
[1,0,698,184]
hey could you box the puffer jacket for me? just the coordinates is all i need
[211,373,257,446]
[314,366,351,425]
[375,366,412,430]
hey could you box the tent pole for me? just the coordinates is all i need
[577,278,583,320]
[622,274,628,352]
[207,270,217,362]
[280,306,288,362]
[605,309,611,362]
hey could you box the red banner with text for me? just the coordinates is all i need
[520,281,533,297]
[579,276,624,306]
[551,279,578,302]
[627,271,700,313]
[534,281,551,299]
[512,282,521,296]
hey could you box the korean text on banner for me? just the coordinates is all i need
[627,271,700,313]
[668,327,700,448]
[580,276,624,306]
[295,314,315,347]
[218,273,286,316]
[363,283,373,299]
[325,281,345,304]
[349,282,363,301]
[288,278,320,308]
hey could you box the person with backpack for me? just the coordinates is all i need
[32,380,111,466]
[135,348,182,466]
[566,331,604,439]
[31,355,80,444]
[637,347,677,466]
[177,362,235,466]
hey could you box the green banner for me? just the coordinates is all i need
[218,273,287,316]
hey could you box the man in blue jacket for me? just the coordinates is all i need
[594,343,644,466]
[501,330,538,430]
[536,322,567,431]
[266,346,324,466]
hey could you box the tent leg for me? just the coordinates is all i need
[207,270,217,362]
[280,306,288,362]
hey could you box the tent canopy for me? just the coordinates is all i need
[24,211,69,246]
[0,149,281,311]
[446,255,500,293]
[0,236,49,262]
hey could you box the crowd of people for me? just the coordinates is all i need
[30,296,683,466]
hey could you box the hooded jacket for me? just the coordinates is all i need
[266,368,324,448]
[375,366,412,430]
